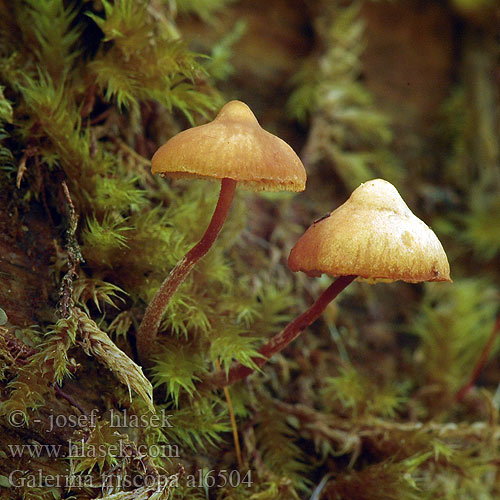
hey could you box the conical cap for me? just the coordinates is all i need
[288,179,451,283]
[151,100,306,192]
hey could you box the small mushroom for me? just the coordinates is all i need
[289,178,451,283]
[137,100,306,362]
[206,178,451,388]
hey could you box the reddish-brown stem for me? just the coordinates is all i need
[455,311,500,402]
[53,383,87,416]
[137,178,237,363]
[205,275,356,388]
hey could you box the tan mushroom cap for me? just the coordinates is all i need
[151,100,307,192]
[288,179,451,283]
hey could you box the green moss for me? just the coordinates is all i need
[411,279,499,396]
[287,2,402,189]
[322,365,409,419]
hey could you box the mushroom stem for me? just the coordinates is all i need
[205,275,356,388]
[137,177,237,362]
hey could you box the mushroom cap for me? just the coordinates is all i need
[151,100,306,192]
[288,179,452,283]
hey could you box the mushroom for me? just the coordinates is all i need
[288,178,451,283]
[137,100,307,362]
[205,178,451,388]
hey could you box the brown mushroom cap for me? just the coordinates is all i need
[288,179,452,283]
[151,100,306,192]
